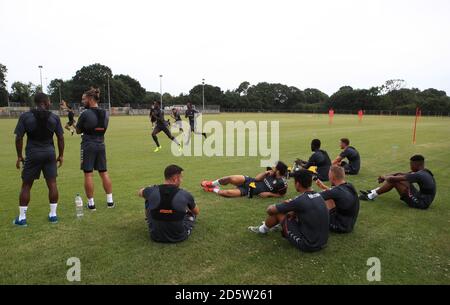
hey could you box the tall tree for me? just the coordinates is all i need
[0,63,8,106]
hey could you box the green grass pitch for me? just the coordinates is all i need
[0,113,449,284]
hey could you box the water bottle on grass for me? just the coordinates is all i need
[75,194,84,218]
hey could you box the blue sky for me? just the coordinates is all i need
[1,0,449,95]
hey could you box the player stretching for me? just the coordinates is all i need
[14,93,64,226]
[185,102,206,144]
[201,162,288,198]
[150,101,181,152]
[76,88,115,210]
[359,155,436,210]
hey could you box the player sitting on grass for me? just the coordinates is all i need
[295,139,331,181]
[248,169,329,253]
[315,165,360,233]
[359,155,436,210]
[138,165,199,243]
[332,138,360,175]
[201,161,288,198]
[14,93,64,226]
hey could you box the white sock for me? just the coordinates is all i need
[19,206,28,221]
[49,203,58,217]
[88,198,95,207]
[368,188,380,200]
[106,193,113,203]
[213,187,220,194]
[212,180,221,187]
[259,223,270,234]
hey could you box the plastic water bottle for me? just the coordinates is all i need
[75,194,84,218]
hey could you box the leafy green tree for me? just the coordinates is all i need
[0,63,8,106]
[10,82,36,105]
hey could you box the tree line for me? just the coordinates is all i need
[1,63,450,113]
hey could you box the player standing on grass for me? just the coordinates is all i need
[248,169,329,253]
[332,138,361,175]
[185,102,206,144]
[359,155,436,210]
[13,93,64,226]
[76,88,114,210]
[150,101,181,152]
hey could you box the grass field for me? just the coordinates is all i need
[0,113,449,285]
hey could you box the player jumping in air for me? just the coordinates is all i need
[150,101,181,152]
[13,93,65,226]
[359,155,436,210]
[76,88,115,210]
[201,161,289,198]
[185,102,206,144]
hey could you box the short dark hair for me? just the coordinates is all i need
[275,161,288,176]
[410,155,425,163]
[164,164,183,180]
[293,169,313,188]
[311,139,321,149]
[34,92,49,105]
[340,138,350,146]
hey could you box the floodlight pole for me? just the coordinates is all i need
[107,74,111,112]
[38,65,43,92]
[58,82,62,104]
[159,75,163,109]
[202,78,205,111]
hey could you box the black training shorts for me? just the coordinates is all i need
[281,216,324,253]
[400,185,431,210]
[80,143,107,173]
[22,150,57,181]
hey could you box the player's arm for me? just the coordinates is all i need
[56,133,65,168]
[259,192,283,198]
[385,175,408,184]
[255,170,271,182]
[138,188,145,197]
[332,155,343,165]
[75,113,84,134]
[189,206,200,216]
[15,135,24,169]
[315,179,330,190]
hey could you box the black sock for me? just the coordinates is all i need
[152,135,160,147]
[203,133,207,138]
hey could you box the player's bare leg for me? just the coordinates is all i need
[84,172,96,210]
[99,171,114,208]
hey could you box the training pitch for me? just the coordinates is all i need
[0,113,449,284]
